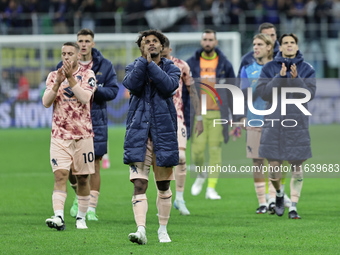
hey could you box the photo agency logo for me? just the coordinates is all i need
[200,84,312,128]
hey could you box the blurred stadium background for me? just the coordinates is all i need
[1,0,340,128]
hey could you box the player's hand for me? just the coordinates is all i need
[140,36,147,58]
[56,67,66,84]
[280,63,287,76]
[62,60,73,79]
[290,63,297,78]
[195,120,204,137]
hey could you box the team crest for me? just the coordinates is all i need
[88,77,96,87]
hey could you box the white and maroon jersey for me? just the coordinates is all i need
[79,60,93,71]
[170,56,191,124]
[45,67,96,140]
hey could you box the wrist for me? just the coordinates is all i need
[196,115,203,121]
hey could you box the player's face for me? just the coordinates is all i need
[261,28,277,43]
[144,35,163,57]
[253,38,271,60]
[201,33,217,54]
[61,45,80,68]
[279,36,298,58]
[77,35,95,57]
[161,47,171,59]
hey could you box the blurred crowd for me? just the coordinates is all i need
[1,0,340,35]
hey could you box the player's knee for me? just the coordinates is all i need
[156,180,170,191]
[179,149,186,164]
[76,174,89,186]
[54,170,68,184]
[133,179,148,194]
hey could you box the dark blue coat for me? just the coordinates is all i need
[184,48,236,143]
[237,40,280,78]
[256,50,316,161]
[123,57,181,167]
[57,48,119,157]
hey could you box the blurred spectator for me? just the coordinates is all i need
[314,0,333,37]
[211,0,230,28]
[229,0,242,25]
[99,0,117,31]
[125,0,146,28]
[4,0,24,34]
[66,0,81,30]
[0,0,8,34]
[332,0,340,28]
[79,0,98,32]
[262,0,281,25]
[52,0,68,34]
[0,70,13,101]
[16,70,29,101]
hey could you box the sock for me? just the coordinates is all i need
[77,195,90,219]
[276,189,283,197]
[289,202,297,212]
[290,175,303,203]
[175,163,186,193]
[88,207,95,213]
[89,190,99,210]
[52,190,67,218]
[54,210,64,220]
[157,188,172,226]
[254,182,266,205]
[207,178,218,189]
[158,224,167,233]
[268,180,276,199]
[138,225,146,234]
[132,194,148,227]
[70,183,77,194]
[176,191,184,201]
[280,184,285,193]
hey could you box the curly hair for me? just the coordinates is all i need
[136,29,166,48]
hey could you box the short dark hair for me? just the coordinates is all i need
[163,36,170,48]
[63,42,80,51]
[279,33,299,45]
[136,29,166,48]
[202,29,216,39]
[258,23,276,33]
[77,28,94,39]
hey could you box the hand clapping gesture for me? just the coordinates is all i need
[140,36,152,63]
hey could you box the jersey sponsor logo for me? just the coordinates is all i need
[51,158,58,166]
[251,71,258,75]
[63,87,74,98]
[88,77,96,87]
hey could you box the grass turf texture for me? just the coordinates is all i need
[0,125,339,254]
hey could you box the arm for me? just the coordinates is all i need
[63,60,93,104]
[122,57,148,96]
[42,70,64,108]
[182,62,203,137]
[256,64,283,101]
[289,65,316,100]
[93,61,119,103]
[147,61,180,98]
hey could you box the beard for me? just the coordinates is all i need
[203,47,214,54]
[150,52,159,58]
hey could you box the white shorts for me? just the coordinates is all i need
[50,137,95,175]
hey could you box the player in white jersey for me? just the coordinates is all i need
[161,36,203,215]
[43,42,96,230]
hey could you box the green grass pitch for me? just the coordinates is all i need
[0,125,339,254]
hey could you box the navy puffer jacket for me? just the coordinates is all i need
[57,48,119,157]
[123,57,181,167]
[256,50,316,161]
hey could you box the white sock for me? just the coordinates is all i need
[176,191,184,201]
[281,184,285,193]
[54,210,64,220]
[259,203,267,207]
[137,225,145,234]
[87,206,96,213]
[289,206,297,212]
[158,224,167,233]
[276,190,283,197]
